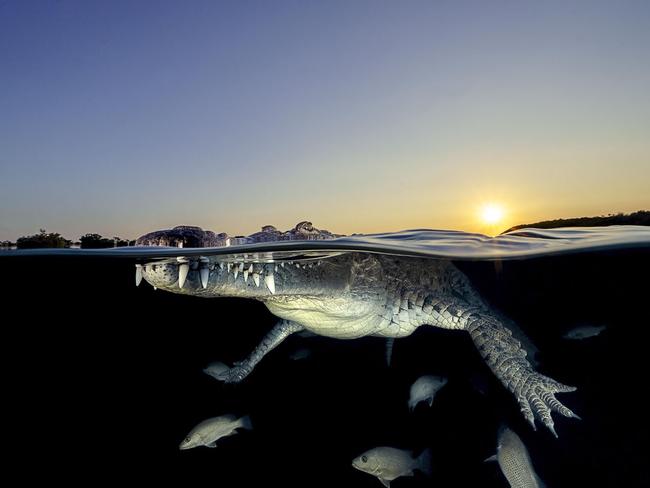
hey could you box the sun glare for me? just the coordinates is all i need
[481,203,504,225]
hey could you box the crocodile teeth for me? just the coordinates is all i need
[135,265,143,286]
[280,262,285,268]
[219,262,224,270]
[178,263,189,288]
[200,267,209,289]
[244,270,249,282]
[264,272,275,294]
[253,273,260,287]
[177,241,183,248]
[234,269,239,279]
[227,263,232,272]
[248,264,253,273]
[238,262,244,272]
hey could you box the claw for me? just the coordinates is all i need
[570,411,582,420]
[519,400,536,429]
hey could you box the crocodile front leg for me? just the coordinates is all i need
[467,314,579,436]
[214,320,305,383]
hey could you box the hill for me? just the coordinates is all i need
[503,210,650,233]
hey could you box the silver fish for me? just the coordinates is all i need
[352,446,432,487]
[485,426,545,488]
[563,324,606,340]
[179,414,252,450]
[408,374,448,411]
[289,347,312,361]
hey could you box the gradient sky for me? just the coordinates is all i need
[1,0,649,240]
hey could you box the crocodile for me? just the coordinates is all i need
[135,222,579,436]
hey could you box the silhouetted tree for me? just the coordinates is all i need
[16,229,72,249]
[80,233,115,249]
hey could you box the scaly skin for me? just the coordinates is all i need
[136,223,578,436]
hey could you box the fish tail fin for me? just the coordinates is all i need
[385,338,395,367]
[238,415,253,430]
[483,454,497,463]
[416,448,433,477]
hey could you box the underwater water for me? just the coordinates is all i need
[3,226,650,486]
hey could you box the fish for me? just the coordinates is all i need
[408,374,448,411]
[485,426,545,488]
[563,324,606,340]
[203,361,230,379]
[179,414,252,450]
[352,446,432,487]
[289,347,312,361]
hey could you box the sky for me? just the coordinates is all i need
[1,0,649,240]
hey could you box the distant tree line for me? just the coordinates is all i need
[10,229,135,249]
[5,211,649,248]
[503,210,650,233]
[79,233,131,248]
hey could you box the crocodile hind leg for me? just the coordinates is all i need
[214,320,304,383]
[467,314,579,436]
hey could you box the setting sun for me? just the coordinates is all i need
[480,203,505,225]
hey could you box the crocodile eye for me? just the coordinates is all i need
[184,436,191,443]
[361,455,368,463]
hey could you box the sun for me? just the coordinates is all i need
[480,203,504,225]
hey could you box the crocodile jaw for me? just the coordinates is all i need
[139,255,352,300]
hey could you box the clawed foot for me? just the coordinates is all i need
[211,362,252,383]
[516,371,580,437]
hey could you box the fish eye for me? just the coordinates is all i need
[361,455,368,463]
[184,436,191,443]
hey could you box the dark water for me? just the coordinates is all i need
[3,228,650,486]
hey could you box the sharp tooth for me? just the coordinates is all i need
[200,267,209,289]
[264,272,275,294]
[153,286,157,290]
[227,263,232,272]
[253,273,260,287]
[274,265,278,272]
[280,262,285,268]
[219,262,224,270]
[248,264,253,273]
[178,263,189,288]
[238,262,244,272]
[177,241,183,248]
[135,265,143,286]
[234,269,239,279]
[244,270,249,282]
